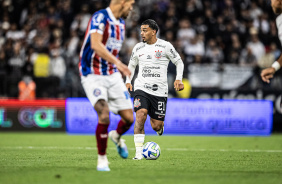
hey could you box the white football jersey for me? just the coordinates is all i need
[126,39,183,97]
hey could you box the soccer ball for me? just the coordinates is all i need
[142,141,161,160]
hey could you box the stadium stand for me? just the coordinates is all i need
[0,0,282,98]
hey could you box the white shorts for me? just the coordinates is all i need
[81,72,133,114]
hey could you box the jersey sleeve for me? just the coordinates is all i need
[165,42,182,64]
[165,42,184,81]
[126,44,139,83]
[89,12,107,35]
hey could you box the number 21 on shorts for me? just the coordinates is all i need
[158,102,165,111]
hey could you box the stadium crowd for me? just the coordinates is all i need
[0,0,282,99]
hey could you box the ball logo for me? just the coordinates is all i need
[155,50,162,59]
[93,89,101,97]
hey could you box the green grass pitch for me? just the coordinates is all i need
[0,132,282,184]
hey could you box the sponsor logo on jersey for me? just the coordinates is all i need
[134,98,141,108]
[147,55,152,59]
[93,89,101,97]
[136,45,145,51]
[142,67,160,78]
[155,50,162,59]
[170,49,177,58]
[106,37,123,50]
[142,73,161,77]
[155,44,166,48]
[152,84,158,91]
[130,52,134,60]
[144,83,158,91]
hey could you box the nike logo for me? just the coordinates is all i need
[139,54,144,57]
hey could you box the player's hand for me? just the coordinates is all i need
[126,83,133,91]
[116,61,131,77]
[174,80,184,91]
[261,67,275,83]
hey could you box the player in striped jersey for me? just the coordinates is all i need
[79,0,135,171]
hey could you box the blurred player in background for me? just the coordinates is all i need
[261,0,282,83]
[79,0,135,171]
[126,19,184,160]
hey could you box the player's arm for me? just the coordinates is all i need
[173,59,184,91]
[125,46,139,91]
[166,43,184,91]
[261,54,282,83]
[91,33,130,77]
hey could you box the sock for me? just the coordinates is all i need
[97,154,108,167]
[134,134,145,156]
[116,119,131,135]
[96,123,109,155]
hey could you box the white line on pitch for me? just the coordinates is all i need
[1,146,282,153]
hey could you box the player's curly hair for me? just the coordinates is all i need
[141,19,159,33]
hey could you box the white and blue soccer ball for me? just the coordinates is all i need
[142,141,161,160]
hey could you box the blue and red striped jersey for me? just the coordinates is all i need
[79,7,125,76]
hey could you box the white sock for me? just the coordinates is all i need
[134,134,145,156]
[97,154,108,167]
[111,130,120,142]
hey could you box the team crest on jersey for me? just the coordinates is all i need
[93,89,101,97]
[134,98,141,108]
[155,50,162,59]
[92,13,104,26]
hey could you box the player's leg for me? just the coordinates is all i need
[150,118,164,136]
[108,109,134,159]
[147,94,167,136]
[94,99,111,171]
[133,108,148,159]
[132,90,150,160]
[106,73,134,159]
[81,74,110,171]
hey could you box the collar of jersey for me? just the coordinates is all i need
[106,7,120,25]
[145,38,159,46]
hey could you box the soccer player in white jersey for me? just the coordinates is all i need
[261,0,282,83]
[79,0,135,171]
[125,19,184,160]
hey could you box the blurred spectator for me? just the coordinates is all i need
[0,49,8,96]
[227,34,242,64]
[184,34,205,63]
[49,41,67,96]
[239,46,257,67]
[205,39,224,63]
[70,4,91,37]
[246,27,265,62]
[18,75,36,100]
[7,41,25,97]
[177,18,196,47]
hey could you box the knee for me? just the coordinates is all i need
[151,122,163,131]
[95,100,110,124]
[123,113,134,125]
[98,108,110,124]
[136,109,147,123]
[99,113,110,124]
